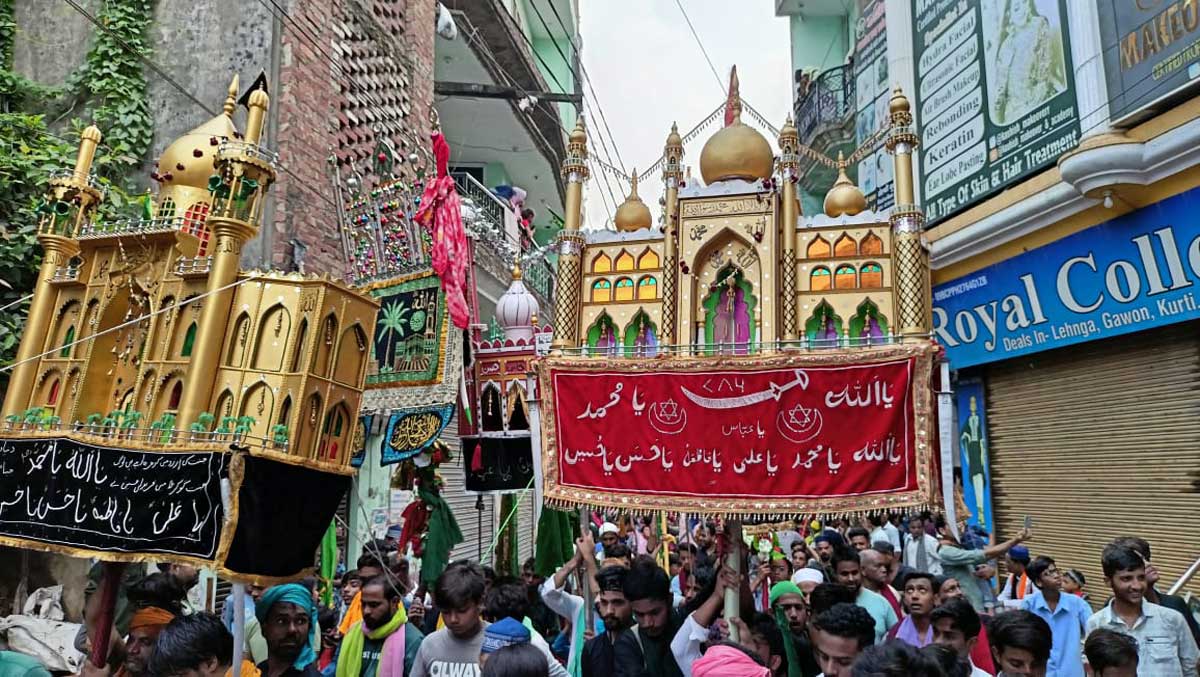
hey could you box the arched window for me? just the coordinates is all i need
[290,319,309,372]
[637,276,658,299]
[860,231,884,255]
[182,202,212,255]
[835,264,857,289]
[807,236,831,259]
[46,378,60,406]
[615,251,634,271]
[637,249,660,269]
[277,397,292,430]
[214,389,234,419]
[860,262,883,288]
[298,393,322,458]
[168,380,183,410]
[834,233,857,257]
[60,326,75,358]
[480,384,504,432]
[333,325,368,385]
[507,381,529,431]
[312,314,338,377]
[181,322,197,357]
[226,313,251,366]
[591,279,612,303]
[811,267,832,291]
[318,405,350,461]
[253,305,292,371]
[592,253,612,273]
[157,197,176,221]
[614,277,635,301]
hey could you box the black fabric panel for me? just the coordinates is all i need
[223,455,351,578]
[463,435,533,493]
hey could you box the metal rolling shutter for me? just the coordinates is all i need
[986,321,1200,603]
[516,485,536,568]
[443,420,495,563]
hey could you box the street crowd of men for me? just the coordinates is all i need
[4,512,1197,677]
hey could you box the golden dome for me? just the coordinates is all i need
[889,86,911,115]
[614,171,652,232]
[569,117,587,144]
[156,75,239,201]
[699,117,774,184]
[824,153,867,217]
[665,122,682,147]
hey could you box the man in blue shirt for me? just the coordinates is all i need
[1021,555,1090,677]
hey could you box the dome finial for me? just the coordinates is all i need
[614,168,652,232]
[223,74,239,117]
[824,151,867,217]
[511,253,523,280]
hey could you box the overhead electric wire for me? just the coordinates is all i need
[672,0,725,94]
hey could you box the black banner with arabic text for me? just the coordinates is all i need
[463,435,534,494]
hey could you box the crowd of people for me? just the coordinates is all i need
[4,512,1197,677]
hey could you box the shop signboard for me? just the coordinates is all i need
[912,0,1080,224]
[934,187,1200,368]
[955,378,993,533]
[1098,0,1200,123]
[855,0,894,211]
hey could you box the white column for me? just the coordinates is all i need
[1067,0,1110,137]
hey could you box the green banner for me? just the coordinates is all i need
[912,0,1080,224]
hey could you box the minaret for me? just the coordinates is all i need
[551,118,589,352]
[884,87,930,339]
[660,123,684,345]
[177,83,277,427]
[2,126,103,417]
[777,116,800,343]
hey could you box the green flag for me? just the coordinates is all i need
[534,508,578,578]
[319,520,338,606]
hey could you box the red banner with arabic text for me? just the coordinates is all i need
[536,344,937,516]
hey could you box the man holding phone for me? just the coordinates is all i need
[937,523,1031,613]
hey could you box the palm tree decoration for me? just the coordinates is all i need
[217,416,236,435]
[377,301,410,371]
[189,411,216,440]
[5,414,20,429]
[234,415,256,440]
[85,413,102,431]
[153,412,176,443]
[101,411,118,433]
[270,423,289,448]
[22,408,41,429]
[122,410,143,434]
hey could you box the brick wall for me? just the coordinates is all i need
[273,0,436,277]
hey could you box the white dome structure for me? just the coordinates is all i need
[496,263,539,341]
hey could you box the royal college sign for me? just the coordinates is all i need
[934,187,1200,368]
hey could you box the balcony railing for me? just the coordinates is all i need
[794,64,855,145]
[78,215,185,239]
[176,256,213,276]
[50,265,80,283]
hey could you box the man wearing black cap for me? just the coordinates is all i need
[582,565,634,677]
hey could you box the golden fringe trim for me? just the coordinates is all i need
[0,533,225,570]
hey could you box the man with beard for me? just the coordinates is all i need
[116,607,175,677]
[768,581,819,677]
[411,561,488,677]
[257,584,321,677]
[830,546,896,644]
[338,577,423,677]
[886,572,937,648]
[582,566,634,677]
[613,557,682,677]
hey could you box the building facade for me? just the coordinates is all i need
[780,0,1200,599]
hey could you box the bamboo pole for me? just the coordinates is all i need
[88,562,127,668]
[723,520,742,643]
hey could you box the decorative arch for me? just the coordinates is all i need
[806,235,831,259]
[253,304,292,371]
[834,233,857,257]
[63,368,81,412]
[182,202,211,255]
[51,300,80,359]
[240,381,274,439]
[333,324,368,385]
[585,312,620,354]
[213,389,235,420]
[155,295,176,360]
[860,231,884,255]
[180,321,198,358]
[166,380,183,411]
[138,369,157,409]
[805,301,844,348]
[849,298,889,345]
[860,262,883,289]
[312,314,339,377]
[810,266,832,291]
[318,403,352,462]
[480,381,505,432]
[636,276,658,299]
[613,277,635,301]
[226,312,252,367]
[637,248,660,269]
[83,299,101,340]
[614,250,635,271]
[290,318,309,372]
[623,310,658,357]
[592,253,612,273]
[506,380,528,431]
[834,264,857,289]
[702,265,757,353]
[297,392,322,459]
[591,279,612,303]
[277,396,293,434]
[37,370,62,412]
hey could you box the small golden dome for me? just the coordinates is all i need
[666,122,682,147]
[614,171,652,232]
[699,119,774,184]
[779,114,797,140]
[889,86,911,115]
[81,125,103,143]
[156,75,239,196]
[569,118,587,144]
[824,153,867,217]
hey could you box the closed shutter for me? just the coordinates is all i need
[516,485,536,569]
[986,321,1200,602]
[442,419,495,562]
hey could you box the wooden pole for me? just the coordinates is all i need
[88,562,127,668]
[723,520,742,643]
[231,583,246,677]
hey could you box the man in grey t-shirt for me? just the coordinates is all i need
[410,561,489,677]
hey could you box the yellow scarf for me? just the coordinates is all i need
[338,592,363,635]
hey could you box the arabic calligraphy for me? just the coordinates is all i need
[825,379,896,409]
[389,411,443,451]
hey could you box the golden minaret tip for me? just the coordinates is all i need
[223,74,239,117]
[81,125,102,142]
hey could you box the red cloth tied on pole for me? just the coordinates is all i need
[415,131,470,329]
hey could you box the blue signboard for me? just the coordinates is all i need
[934,187,1200,368]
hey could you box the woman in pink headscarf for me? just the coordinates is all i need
[692,644,770,677]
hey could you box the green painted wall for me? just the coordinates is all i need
[484,162,511,189]
[532,37,576,130]
[788,14,849,80]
